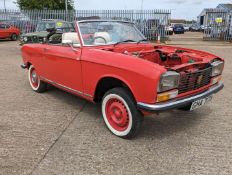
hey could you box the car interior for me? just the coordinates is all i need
[48,31,113,46]
[93,32,111,44]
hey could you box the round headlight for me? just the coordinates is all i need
[211,61,224,77]
[158,71,180,92]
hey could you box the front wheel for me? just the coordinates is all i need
[102,88,143,139]
[11,33,18,41]
[28,65,47,93]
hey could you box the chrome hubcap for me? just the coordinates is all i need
[31,72,37,83]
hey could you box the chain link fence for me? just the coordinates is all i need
[0,9,171,41]
[203,9,232,41]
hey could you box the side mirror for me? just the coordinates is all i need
[62,39,79,52]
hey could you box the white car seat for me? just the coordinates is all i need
[94,32,111,45]
[62,32,80,47]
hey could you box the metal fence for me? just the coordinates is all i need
[0,9,171,41]
[203,9,232,41]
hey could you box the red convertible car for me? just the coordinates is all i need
[21,20,224,138]
[0,23,20,40]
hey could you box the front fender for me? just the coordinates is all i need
[81,47,166,103]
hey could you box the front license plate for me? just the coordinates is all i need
[190,95,213,111]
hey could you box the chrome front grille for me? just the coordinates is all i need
[178,67,212,94]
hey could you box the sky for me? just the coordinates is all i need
[0,0,232,20]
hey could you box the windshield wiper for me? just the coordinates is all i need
[137,39,149,44]
[114,40,136,46]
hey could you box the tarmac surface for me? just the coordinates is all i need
[0,32,232,175]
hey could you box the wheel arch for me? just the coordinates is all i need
[93,76,136,103]
[25,62,32,69]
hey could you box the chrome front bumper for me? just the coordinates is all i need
[137,83,224,112]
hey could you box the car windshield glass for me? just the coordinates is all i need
[36,22,56,32]
[78,21,145,46]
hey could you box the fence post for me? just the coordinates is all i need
[0,9,171,41]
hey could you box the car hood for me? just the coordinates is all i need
[94,44,223,72]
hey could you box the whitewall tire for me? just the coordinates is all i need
[102,88,143,139]
[28,65,47,93]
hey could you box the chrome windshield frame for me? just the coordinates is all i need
[76,20,147,47]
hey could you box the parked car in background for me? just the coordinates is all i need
[0,22,20,40]
[200,25,206,32]
[173,24,185,34]
[189,24,201,32]
[21,20,224,138]
[165,26,173,35]
[20,20,75,45]
[9,20,36,33]
[184,25,190,32]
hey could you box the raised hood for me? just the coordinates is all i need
[99,44,223,73]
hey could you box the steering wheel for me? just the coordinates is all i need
[93,36,107,44]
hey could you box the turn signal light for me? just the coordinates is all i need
[157,90,178,102]
[211,76,222,85]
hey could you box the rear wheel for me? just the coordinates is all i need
[11,33,18,41]
[28,65,47,93]
[101,88,143,139]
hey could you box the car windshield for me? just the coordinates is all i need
[78,21,146,46]
[36,22,56,32]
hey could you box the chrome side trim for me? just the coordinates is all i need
[84,93,93,98]
[40,76,93,98]
[137,83,224,112]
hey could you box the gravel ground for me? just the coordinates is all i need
[0,33,232,175]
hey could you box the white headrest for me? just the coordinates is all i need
[62,32,80,47]
[94,32,111,44]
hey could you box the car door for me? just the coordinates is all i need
[42,44,83,94]
[5,25,12,37]
[0,24,8,38]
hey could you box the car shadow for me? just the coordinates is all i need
[0,39,11,42]
[0,39,19,43]
[45,85,87,108]
[138,108,212,139]
[45,85,212,139]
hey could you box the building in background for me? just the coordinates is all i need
[217,4,232,11]
[198,4,232,25]
[197,4,232,41]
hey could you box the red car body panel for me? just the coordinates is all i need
[81,45,167,103]
[0,23,20,39]
[21,21,224,112]
[21,43,167,104]
[21,41,223,105]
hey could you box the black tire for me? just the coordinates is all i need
[101,87,143,139]
[11,33,18,41]
[28,65,47,93]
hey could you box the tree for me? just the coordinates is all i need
[16,0,75,10]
